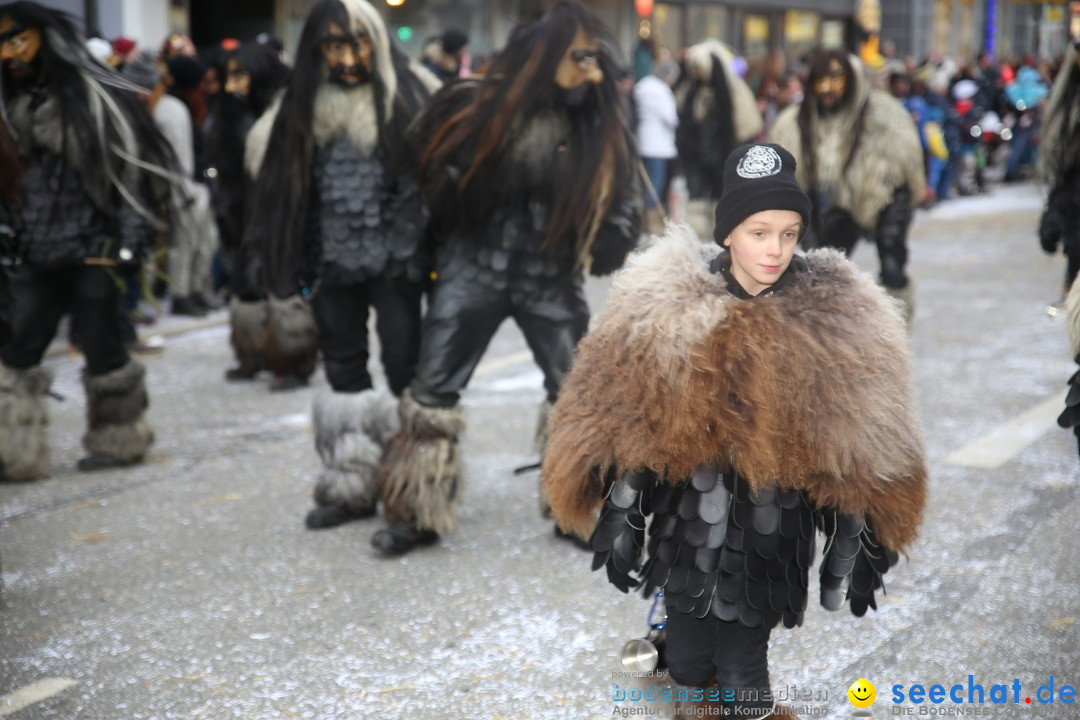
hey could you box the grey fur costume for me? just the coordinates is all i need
[227,297,270,378]
[769,57,925,230]
[82,360,154,465]
[312,388,399,512]
[265,295,318,382]
[0,364,53,481]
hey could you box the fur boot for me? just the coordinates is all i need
[80,360,154,471]
[0,363,53,481]
[374,390,464,553]
[265,295,319,386]
[227,297,269,380]
[306,388,399,529]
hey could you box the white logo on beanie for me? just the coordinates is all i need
[736,145,782,179]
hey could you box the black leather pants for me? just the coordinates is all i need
[312,276,422,395]
[411,272,590,408]
[2,264,129,375]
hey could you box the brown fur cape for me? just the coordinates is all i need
[542,226,927,552]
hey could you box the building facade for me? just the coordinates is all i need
[19,0,1077,72]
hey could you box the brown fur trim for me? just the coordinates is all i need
[265,295,319,380]
[542,226,927,552]
[377,391,464,534]
[0,364,53,480]
[229,297,270,375]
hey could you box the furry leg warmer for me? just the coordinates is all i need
[378,390,465,534]
[81,360,154,466]
[227,297,269,379]
[0,363,53,481]
[312,388,399,513]
[265,295,319,382]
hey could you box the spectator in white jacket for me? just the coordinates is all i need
[634,59,679,233]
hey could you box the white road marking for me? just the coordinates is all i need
[0,678,79,716]
[944,394,1066,469]
[474,350,534,377]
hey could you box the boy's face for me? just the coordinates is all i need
[723,210,802,296]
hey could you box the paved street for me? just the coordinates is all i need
[2,181,1078,719]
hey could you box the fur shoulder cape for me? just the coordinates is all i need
[542,226,927,552]
[244,60,440,180]
[769,71,926,229]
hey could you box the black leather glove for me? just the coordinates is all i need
[1039,204,1062,254]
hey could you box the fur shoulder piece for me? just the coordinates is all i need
[768,88,925,229]
[543,225,927,552]
[310,83,378,152]
[245,91,283,180]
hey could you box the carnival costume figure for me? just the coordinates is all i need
[0,1,176,479]
[374,1,642,555]
[244,0,439,530]
[1037,42,1080,297]
[204,41,297,385]
[769,50,925,320]
[675,39,762,202]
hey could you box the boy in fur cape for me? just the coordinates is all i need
[543,144,927,718]
[769,50,924,321]
[242,0,440,530]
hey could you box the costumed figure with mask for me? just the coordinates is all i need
[543,143,927,719]
[0,1,177,480]
[1037,41,1080,298]
[1042,43,1080,459]
[244,0,440,530]
[204,41,293,384]
[769,50,925,321]
[374,1,642,555]
[675,40,762,236]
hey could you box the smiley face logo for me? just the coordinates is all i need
[848,678,876,708]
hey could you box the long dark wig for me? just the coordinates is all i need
[676,42,736,199]
[207,42,289,250]
[0,1,178,226]
[249,0,432,297]
[0,114,20,210]
[418,1,634,264]
[797,49,866,193]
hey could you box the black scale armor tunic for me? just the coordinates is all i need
[590,466,896,629]
[308,136,426,287]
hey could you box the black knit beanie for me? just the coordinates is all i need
[712,143,812,245]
